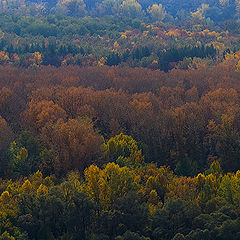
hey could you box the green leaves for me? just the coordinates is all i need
[104,133,144,168]
[8,132,42,178]
[9,141,29,178]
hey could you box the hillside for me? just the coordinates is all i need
[1,0,240,22]
[1,1,240,240]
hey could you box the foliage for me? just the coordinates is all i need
[0,1,240,239]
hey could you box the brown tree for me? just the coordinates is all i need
[41,118,103,173]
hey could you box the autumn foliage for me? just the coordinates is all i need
[1,2,240,239]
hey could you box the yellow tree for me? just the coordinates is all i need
[31,52,42,66]
[217,171,240,207]
[166,176,198,202]
[134,164,173,213]
[236,60,240,71]
[85,163,138,210]
[0,51,9,64]
[84,165,102,206]
[145,173,168,204]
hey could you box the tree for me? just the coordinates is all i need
[119,0,144,18]
[185,229,210,240]
[113,192,149,235]
[206,113,240,172]
[0,87,12,111]
[96,0,121,16]
[41,118,103,174]
[56,0,87,17]
[106,53,121,66]
[0,232,15,240]
[85,163,138,210]
[23,100,67,133]
[166,176,198,202]
[172,233,185,240]
[8,131,41,177]
[9,142,29,177]
[39,149,58,176]
[217,218,240,240]
[62,187,95,240]
[103,133,144,168]
[115,231,149,240]
[0,116,13,174]
[147,4,166,22]
[152,199,200,240]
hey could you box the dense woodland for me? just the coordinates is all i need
[1,0,240,21]
[1,0,240,240]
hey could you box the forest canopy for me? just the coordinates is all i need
[1,0,240,239]
[1,0,240,22]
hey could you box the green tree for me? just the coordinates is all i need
[8,131,41,177]
[152,200,200,240]
[104,133,144,168]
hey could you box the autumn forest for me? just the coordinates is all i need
[1,0,240,240]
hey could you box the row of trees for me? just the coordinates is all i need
[1,158,240,239]
[1,0,240,21]
[0,0,169,21]
[0,11,238,71]
[0,51,240,177]
[0,12,230,70]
